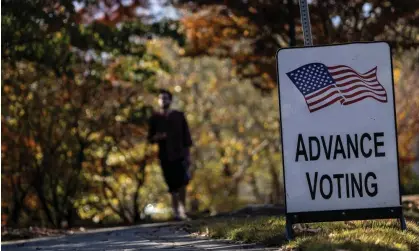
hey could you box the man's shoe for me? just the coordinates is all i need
[173,214,190,221]
[173,214,184,221]
[179,213,191,221]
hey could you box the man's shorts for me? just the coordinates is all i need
[160,158,190,193]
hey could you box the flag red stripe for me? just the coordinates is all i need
[309,97,344,112]
[333,74,377,83]
[306,90,341,106]
[335,79,381,88]
[305,85,334,99]
[342,95,387,106]
[339,83,384,93]
[342,89,387,99]
[361,67,377,75]
[327,65,350,70]
[328,65,376,75]
[330,70,377,80]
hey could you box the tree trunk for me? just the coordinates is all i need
[249,173,264,203]
[35,184,56,227]
[266,151,283,205]
[9,200,22,226]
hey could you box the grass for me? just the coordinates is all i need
[192,214,419,251]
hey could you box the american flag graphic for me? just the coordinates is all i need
[286,63,387,113]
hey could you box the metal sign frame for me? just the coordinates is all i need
[298,0,313,46]
[276,41,407,240]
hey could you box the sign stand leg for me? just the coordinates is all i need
[285,216,294,240]
[399,214,407,231]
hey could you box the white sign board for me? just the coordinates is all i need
[276,42,401,214]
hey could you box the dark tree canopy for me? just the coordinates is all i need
[175,0,419,91]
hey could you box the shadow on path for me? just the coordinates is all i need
[2,222,276,251]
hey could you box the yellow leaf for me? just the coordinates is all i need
[393,68,401,83]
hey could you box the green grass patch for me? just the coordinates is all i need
[195,217,288,246]
[193,216,419,251]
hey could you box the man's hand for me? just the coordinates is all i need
[184,148,192,166]
[152,132,167,141]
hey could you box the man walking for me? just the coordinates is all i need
[148,89,193,220]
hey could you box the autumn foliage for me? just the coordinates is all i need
[1,0,418,228]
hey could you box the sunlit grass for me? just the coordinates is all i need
[198,217,287,245]
[194,216,419,251]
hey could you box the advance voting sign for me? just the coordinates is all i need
[276,42,402,223]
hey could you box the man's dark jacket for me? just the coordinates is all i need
[147,110,193,162]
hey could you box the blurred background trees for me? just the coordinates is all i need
[2,0,418,228]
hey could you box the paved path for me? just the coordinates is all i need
[6,196,417,251]
[2,222,278,251]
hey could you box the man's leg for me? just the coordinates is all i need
[178,157,190,219]
[171,191,180,219]
[161,162,182,220]
[178,186,188,219]
[179,186,186,208]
